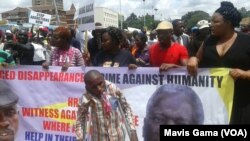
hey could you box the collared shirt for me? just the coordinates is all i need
[173,34,190,48]
[173,34,183,45]
[75,80,135,141]
[149,42,189,67]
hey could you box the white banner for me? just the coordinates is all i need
[0,66,234,141]
[86,67,234,140]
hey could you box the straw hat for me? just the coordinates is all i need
[155,21,173,30]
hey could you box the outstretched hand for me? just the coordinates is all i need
[159,63,180,72]
[61,62,70,72]
[230,68,247,80]
[187,57,199,76]
[42,62,49,70]
[82,52,91,66]
[128,64,138,70]
[0,62,9,68]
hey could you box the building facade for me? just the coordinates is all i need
[32,0,65,25]
[95,7,119,28]
[1,3,120,28]
[1,7,29,25]
[1,1,67,26]
[66,4,76,28]
[31,5,67,25]
[32,0,63,10]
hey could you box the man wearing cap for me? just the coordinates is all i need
[149,21,189,72]
[0,89,19,141]
[189,20,211,56]
[240,17,250,35]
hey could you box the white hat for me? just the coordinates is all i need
[156,21,173,30]
[197,20,210,29]
[6,30,12,34]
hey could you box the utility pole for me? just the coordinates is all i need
[154,8,158,20]
[143,0,145,27]
[53,0,60,25]
[120,0,123,29]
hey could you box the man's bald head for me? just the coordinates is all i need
[84,70,105,97]
[84,70,103,84]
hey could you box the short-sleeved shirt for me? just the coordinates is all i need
[149,42,189,67]
[94,50,136,67]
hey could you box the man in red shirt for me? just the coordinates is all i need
[149,21,189,72]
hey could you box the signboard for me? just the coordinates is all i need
[77,0,95,31]
[29,11,51,26]
[0,20,8,25]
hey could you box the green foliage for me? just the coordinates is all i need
[122,7,250,31]
[181,10,210,30]
[246,11,250,17]
[238,7,250,18]
[123,13,160,31]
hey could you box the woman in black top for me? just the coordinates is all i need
[94,26,137,69]
[187,1,250,124]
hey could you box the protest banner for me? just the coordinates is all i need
[0,66,234,141]
[1,66,84,141]
[86,67,234,140]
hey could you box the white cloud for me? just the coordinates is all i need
[0,0,250,20]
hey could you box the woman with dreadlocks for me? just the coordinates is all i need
[187,1,250,124]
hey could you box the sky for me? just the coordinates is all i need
[0,0,250,20]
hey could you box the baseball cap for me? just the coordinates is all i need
[0,89,18,109]
[197,20,210,29]
[155,21,173,30]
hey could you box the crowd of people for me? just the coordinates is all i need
[1,1,250,141]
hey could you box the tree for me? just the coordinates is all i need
[246,11,250,17]
[123,13,160,31]
[123,13,140,29]
[181,10,210,30]
[239,7,250,18]
[239,7,247,18]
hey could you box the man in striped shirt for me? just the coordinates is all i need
[75,70,138,141]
